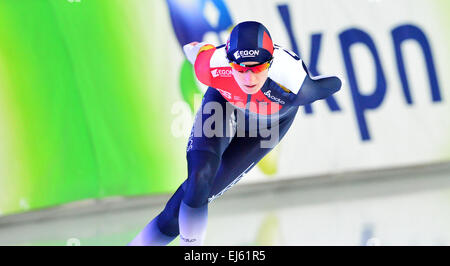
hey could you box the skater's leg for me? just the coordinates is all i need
[129,87,233,246]
[127,184,184,246]
[179,150,221,246]
[208,112,298,203]
[178,87,234,246]
[128,146,222,246]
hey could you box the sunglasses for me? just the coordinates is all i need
[229,59,272,73]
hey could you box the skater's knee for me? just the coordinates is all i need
[157,184,185,237]
[157,213,179,237]
[185,150,221,206]
[187,150,220,188]
[189,167,214,191]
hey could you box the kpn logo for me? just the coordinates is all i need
[166,0,280,176]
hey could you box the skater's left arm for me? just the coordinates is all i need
[292,61,342,106]
[269,46,342,106]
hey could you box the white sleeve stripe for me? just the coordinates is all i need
[210,46,229,68]
[183,42,208,65]
[268,47,307,94]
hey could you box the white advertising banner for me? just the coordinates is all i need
[167,0,450,184]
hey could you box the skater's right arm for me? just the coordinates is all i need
[182,42,217,87]
[183,42,210,65]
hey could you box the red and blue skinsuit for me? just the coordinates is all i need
[168,42,340,232]
[128,43,341,245]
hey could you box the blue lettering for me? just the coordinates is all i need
[391,24,442,104]
[307,33,342,113]
[278,4,342,115]
[277,4,300,57]
[339,28,387,141]
[277,5,440,142]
